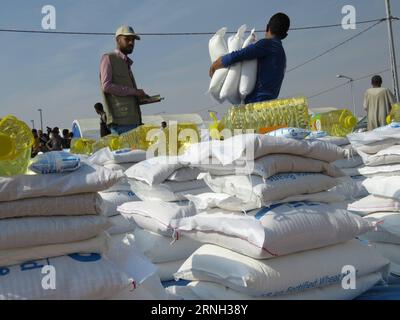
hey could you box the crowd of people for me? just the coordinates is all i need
[31,127,73,157]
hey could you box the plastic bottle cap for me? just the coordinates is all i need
[344,116,357,128]
[0,133,16,160]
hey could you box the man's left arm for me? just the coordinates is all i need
[209,41,267,77]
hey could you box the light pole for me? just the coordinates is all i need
[37,108,43,132]
[385,0,400,101]
[337,75,356,116]
[30,120,35,129]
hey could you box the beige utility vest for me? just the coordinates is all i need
[101,52,142,126]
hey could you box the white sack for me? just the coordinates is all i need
[239,28,258,100]
[363,176,400,200]
[0,193,103,219]
[130,179,210,202]
[0,215,110,250]
[174,241,389,297]
[0,253,132,300]
[348,195,400,214]
[195,154,344,179]
[118,201,197,236]
[208,27,229,102]
[170,202,373,259]
[360,212,400,244]
[99,190,140,217]
[208,134,346,166]
[168,273,382,300]
[0,233,108,267]
[134,228,201,263]
[125,156,183,185]
[220,24,247,104]
[0,163,124,202]
[204,173,337,207]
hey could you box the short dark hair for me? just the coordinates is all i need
[267,13,291,40]
[371,75,383,87]
[94,102,104,112]
[62,129,69,136]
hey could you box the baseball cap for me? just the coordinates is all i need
[115,25,141,40]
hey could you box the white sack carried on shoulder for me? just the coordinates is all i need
[174,240,390,297]
[118,201,197,236]
[125,156,183,185]
[219,24,247,105]
[134,228,201,263]
[209,27,229,103]
[363,176,400,200]
[0,233,109,268]
[0,193,103,219]
[239,28,258,100]
[0,253,132,300]
[130,179,210,202]
[360,212,400,244]
[0,163,124,202]
[170,202,373,259]
[348,195,400,214]
[204,173,337,207]
[168,273,382,301]
[211,134,347,165]
[0,215,110,250]
[99,190,140,217]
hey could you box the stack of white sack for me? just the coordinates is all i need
[83,148,170,299]
[166,201,390,300]
[346,124,400,177]
[117,201,202,282]
[85,148,145,234]
[209,25,258,104]
[348,176,400,277]
[0,162,137,299]
[125,156,211,202]
[179,134,349,210]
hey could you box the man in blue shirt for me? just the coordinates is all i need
[209,13,290,104]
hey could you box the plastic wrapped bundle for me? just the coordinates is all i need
[219,96,309,134]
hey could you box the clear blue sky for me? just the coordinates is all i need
[0,0,399,130]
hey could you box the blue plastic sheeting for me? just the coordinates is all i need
[355,274,400,300]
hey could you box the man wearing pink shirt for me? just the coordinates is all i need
[100,25,149,135]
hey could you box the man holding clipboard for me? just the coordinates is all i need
[100,25,162,135]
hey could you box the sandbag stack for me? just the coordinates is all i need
[0,162,134,299]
